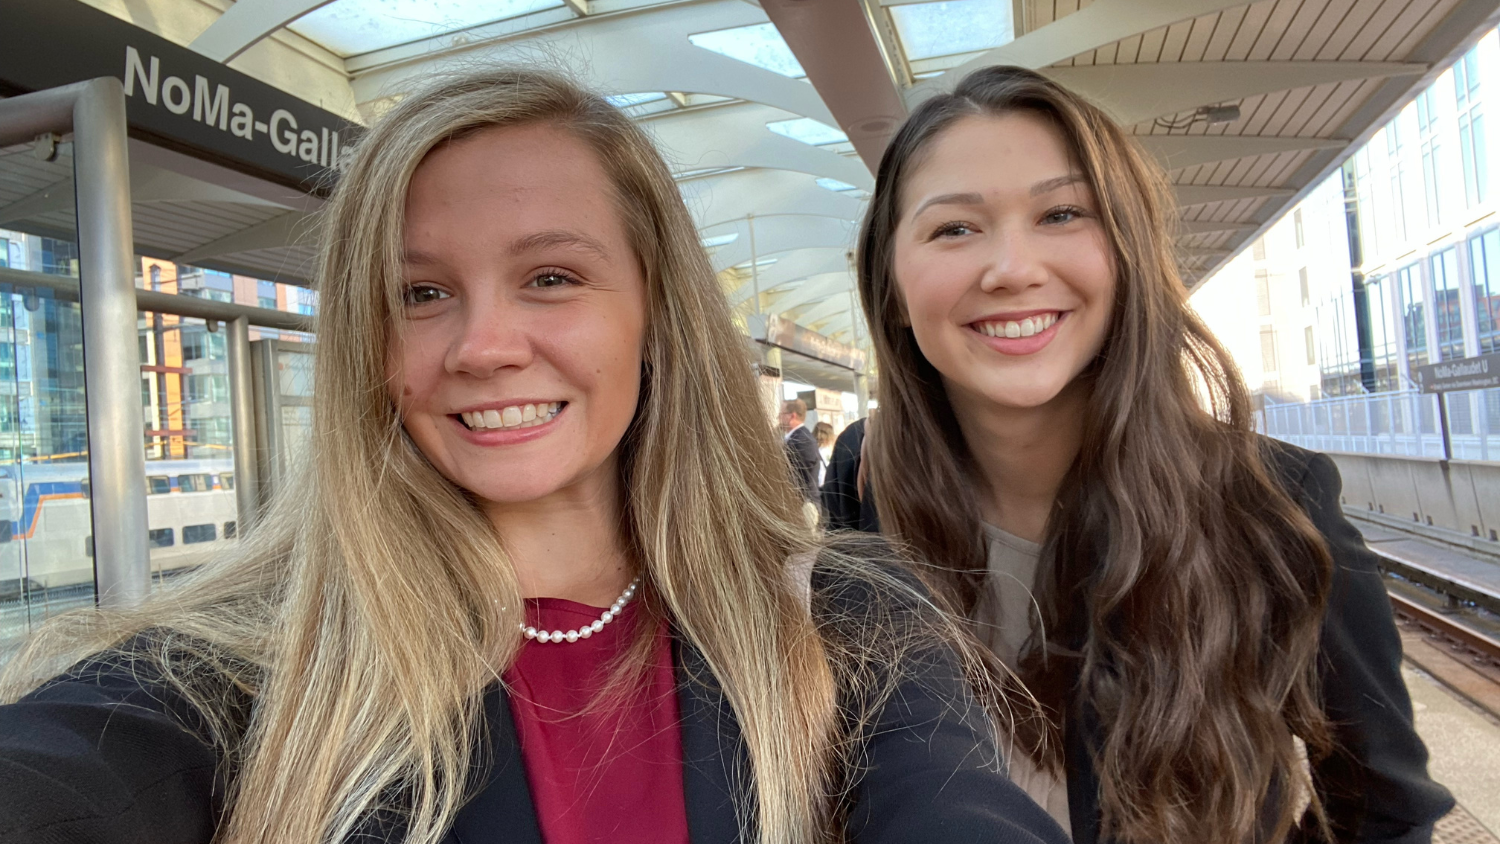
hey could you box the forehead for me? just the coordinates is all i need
[904,112,1079,200]
[403,123,625,247]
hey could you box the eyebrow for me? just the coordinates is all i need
[910,192,985,218]
[1030,173,1087,196]
[401,229,612,266]
[509,229,612,261]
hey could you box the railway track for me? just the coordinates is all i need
[1368,545,1500,721]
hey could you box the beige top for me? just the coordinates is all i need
[973,523,1073,838]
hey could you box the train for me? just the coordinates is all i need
[0,458,238,599]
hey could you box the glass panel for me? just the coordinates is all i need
[288,0,565,56]
[138,265,239,587]
[1430,248,1464,360]
[767,117,848,147]
[689,23,806,78]
[889,0,1013,61]
[1470,230,1500,354]
[1396,263,1426,369]
[0,261,95,648]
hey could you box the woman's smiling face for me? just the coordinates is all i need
[893,111,1116,414]
[388,123,648,508]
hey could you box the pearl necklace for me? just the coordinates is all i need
[520,577,640,644]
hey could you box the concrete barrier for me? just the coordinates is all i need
[1324,451,1500,556]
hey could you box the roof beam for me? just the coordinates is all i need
[917,0,1249,93]
[727,248,849,305]
[1137,135,1346,172]
[563,0,590,16]
[173,211,318,264]
[1177,220,1257,235]
[349,1,838,127]
[190,0,335,63]
[768,272,856,313]
[709,216,859,271]
[1045,62,1426,127]
[1174,184,1294,207]
[683,169,865,230]
[761,0,906,171]
[647,104,872,190]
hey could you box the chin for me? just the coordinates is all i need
[982,382,1070,410]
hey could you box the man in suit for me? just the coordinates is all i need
[781,400,821,507]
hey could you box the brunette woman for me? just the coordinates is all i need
[0,70,1067,844]
[855,65,1453,844]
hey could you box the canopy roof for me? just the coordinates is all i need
[5,0,1497,350]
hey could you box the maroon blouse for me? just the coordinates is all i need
[502,597,691,844]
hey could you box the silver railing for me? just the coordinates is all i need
[1260,388,1500,462]
[0,79,147,607]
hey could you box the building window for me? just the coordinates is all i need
[1365,274,1399,391]
[148,528,174,548]
[1260,327,1278,373]
[1417,88,1445,228]
[1256,270,1272,317]
[146,475,171,495]
[1299,267,1310,306]
[1294,208,1305,249]
[1431,247,1465,361]
[1468,229,1500,353]
[1456,45,1487,207]
[1396,263,1427,370]
[1386,123,1408,242]
[258,296,277,310]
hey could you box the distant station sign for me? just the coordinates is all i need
[1413,353,1500,393]
[749,314,868,372]
[0,0,360,193]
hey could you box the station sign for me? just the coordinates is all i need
[748,314,868,372]
[1413,353,1500,393]
[0,0,360,194]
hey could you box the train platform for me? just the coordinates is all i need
[1353,518,1500,602]
[1348,516,1500,843]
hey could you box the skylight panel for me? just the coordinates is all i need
[889,0,1013,61]
[816,178,858,193]
[606,92,669,107]
[688,23,806,78]
[768,118,848,147]
[289,0,565,57]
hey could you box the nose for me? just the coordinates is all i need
[978,224,1049,294]
[444,294,533,378]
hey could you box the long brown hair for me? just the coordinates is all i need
[858,65,1335,844]
[1,68,989,844]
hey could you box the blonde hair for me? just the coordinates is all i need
[0,69,989,844]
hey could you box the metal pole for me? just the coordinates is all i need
[227,317,259,534]
[72,78,150,607]
[1437,391,1454,462]
[747,214,760,315]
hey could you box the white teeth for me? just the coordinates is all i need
[977,312,1060,339]
[462,402,562,431]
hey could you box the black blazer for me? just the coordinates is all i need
[841,440,1454,844]
[785,426,821,503]
[821,419,879,534]
[0,566,1069,844]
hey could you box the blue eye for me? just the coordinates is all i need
[403,284,450,305]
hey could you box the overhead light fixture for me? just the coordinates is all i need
[1154,104,1241,132]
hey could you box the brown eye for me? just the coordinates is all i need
[526,271,581,289]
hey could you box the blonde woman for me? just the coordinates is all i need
[0,71,1068,844]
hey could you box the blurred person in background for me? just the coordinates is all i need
[854,65,1452,844]
[0,68,1070,844]
[814,421,835,487]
